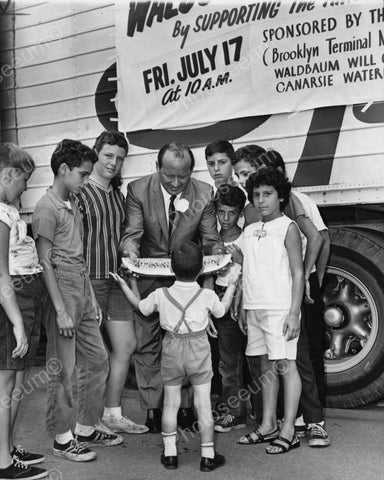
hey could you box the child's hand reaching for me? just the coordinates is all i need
[227,264,241,285]
[12,324,28,358]
[226,244,243,264]
[109,272,127,288]
[282,313,300,341]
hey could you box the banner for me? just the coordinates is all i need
[115,1,384,132]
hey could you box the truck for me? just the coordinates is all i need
[1,0,384,409]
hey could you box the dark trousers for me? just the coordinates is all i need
[213,312,247,419]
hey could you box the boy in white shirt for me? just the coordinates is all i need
[111,242,239,472]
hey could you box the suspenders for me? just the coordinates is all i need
[162,287,204,333]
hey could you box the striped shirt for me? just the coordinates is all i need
[75,179,126,279]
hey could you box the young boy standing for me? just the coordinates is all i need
[111,242,239,472]
[32,139,122,462]
[205,140,238,189]
[213,186,247,432]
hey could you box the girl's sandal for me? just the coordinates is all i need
[237,427,279,445]
[265,435,300,454]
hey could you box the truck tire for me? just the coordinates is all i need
[323,228,384,408]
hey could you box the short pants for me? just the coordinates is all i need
[161,330,213,386]
[92,278,134,322]
[0,274,42,370]
[245,309,298,360]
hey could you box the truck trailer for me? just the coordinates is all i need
[1,0,384,408]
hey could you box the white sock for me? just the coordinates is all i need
[104,407,122,418]
[162,432,177,457]
[55,430,74,445]
[295,414,306,427]
[308,420,324,428]
[201,442,214,459]
[74,423,95,437]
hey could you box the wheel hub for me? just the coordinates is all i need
[323,305,344,328]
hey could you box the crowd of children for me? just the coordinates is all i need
[0,134,330,479]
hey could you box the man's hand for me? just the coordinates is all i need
[121,252,140,278]
[56,309,75,338]
[238,309,248,335]
[12,324,28,358]
[282,313,300,341]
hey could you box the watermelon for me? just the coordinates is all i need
[121,254,231,277]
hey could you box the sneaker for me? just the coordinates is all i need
[102,415,149,434]
[0,457,47,479]
[308,423,331,448]
[214,414,246,433]
[53,439,97,462]
[74,428,123,447]
[11,446,45,465]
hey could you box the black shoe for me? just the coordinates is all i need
[160,453,178,470]
[200,451,226,472]
[177,408,197,430]
[145,408,162,433]
[11,446,45,465]
[0,457,47,479]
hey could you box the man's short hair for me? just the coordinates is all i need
[205,140,235,163]
[158,143,195,171]
[245,166,291,210]
[215,185,246,213]
[51,139,98,175]
[171,241,203,280]
[233,144,266,166]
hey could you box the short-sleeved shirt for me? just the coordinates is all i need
[32,188,85,268]
[0,202,42,276]
[139,281,225,333]
[74,179,126,278]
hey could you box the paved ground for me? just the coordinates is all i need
[13,367,384,480]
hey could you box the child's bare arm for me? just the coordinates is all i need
[110,272,140,310]
[36,236,75,338]
[220,267,241,313]
[284,223,304,340]
[295,214,323,303]
[0,223,28,358]
[316,229,330,287]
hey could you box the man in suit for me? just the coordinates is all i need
[120,142,223,432]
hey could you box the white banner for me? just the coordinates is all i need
[116,0,384,132]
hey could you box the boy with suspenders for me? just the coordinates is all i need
[111,241,239,472]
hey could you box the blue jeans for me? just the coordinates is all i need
[214,310,247,419]
[43,266,109,436]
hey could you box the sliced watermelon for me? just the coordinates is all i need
[121,254,231,277]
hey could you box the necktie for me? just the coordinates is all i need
[168,195,176,237]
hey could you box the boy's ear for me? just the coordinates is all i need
[58,163,69,175]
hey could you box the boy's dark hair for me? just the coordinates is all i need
[205,140,235,163]
[51,139,98,175]
[158,143,195,171]
[233,144,266,166]
[171,241,203,280]
[93,131,129,190]
[215,184,246,213]
[245,166,291,210]
[93,131,129,154]
[257,149,286,174]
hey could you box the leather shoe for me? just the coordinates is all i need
[161,453,178,469]
[145,408,162,433]
[177,407,197,430]
[200,451,226,472]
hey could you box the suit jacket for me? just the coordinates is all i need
[120,173,223,293]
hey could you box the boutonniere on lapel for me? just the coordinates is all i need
[174,198,189,213]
